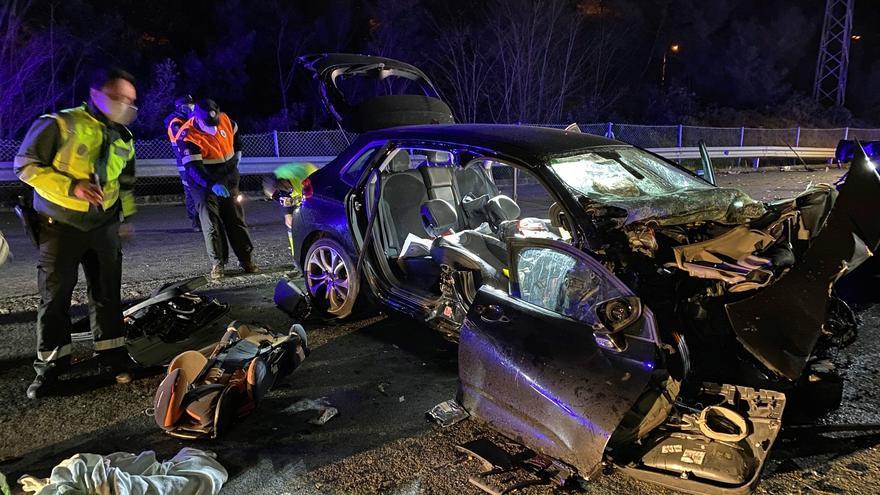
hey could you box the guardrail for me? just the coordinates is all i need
[0,145,838,183]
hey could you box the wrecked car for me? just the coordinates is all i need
[293,53,880,492]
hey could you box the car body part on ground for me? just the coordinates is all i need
[284,397,339,426]
[298,53,454,134]
[0,230,9,266]
[455,438,577,495]
[425,399,469,428]
[274,276,312,321]
[65,276,229,368]
[18,448,226,495]
[153,321,308,439]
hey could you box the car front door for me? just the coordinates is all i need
[458,237,666,477]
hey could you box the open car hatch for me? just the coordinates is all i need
[299,53,454,133]
[726,153,880,380]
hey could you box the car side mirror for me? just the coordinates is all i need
[591,296,642,352]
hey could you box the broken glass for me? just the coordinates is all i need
[516,247,626,326]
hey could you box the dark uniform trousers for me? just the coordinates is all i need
[174,155,198,227]
[35,216,124,374]
[192,185,254,265]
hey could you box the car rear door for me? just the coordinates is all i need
[458,238,666,477]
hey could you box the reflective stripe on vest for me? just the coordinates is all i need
[167,116,187,142]
[180,113,236,164]
[37,106,135,213]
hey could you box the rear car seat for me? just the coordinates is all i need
[378,152,429,257]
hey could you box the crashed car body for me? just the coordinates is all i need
[292,54,880,493]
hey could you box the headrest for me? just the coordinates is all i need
[487,195,520,223]
[389,150,411,172]
[168,350,209,385]
[425,150,453,166]
[421,199,458,236]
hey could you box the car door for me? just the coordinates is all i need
[458,237,666,477]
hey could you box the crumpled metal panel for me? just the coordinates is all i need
[605,187,766,226]
[458,286,661,478]
[725,157,880,380]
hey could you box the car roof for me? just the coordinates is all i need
[354,124,626,165]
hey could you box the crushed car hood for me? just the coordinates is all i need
[726,157,880,380]
[603,187,766,226]
[298,53,454,133]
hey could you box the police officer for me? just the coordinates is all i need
[164,94,199,231]
[15,67,138,399]
[178,99,256,279]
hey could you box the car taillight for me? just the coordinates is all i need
[301,178,313,199]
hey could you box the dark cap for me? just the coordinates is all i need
[195,98,221,126]
[175,94,194,107]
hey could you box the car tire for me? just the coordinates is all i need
[303,237,359,319]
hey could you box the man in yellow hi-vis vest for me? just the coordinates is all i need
[14,67,138,399]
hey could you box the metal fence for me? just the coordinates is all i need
[1,123,876,203]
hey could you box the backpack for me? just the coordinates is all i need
[153,321,308,439]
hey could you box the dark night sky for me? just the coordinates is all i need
[6,0,880,139]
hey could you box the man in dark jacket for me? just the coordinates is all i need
[15,67,138,399]
[164,94,199,230]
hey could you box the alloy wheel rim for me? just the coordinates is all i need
[306,245,350,313]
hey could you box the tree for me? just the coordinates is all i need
[131,58,178,136]
[0,1,69,138]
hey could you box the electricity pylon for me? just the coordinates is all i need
[813,0,854,106]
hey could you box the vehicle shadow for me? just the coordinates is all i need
[773,429,880,469]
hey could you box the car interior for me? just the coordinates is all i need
[365,146,565,300]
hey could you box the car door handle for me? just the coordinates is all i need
[475,304,511,324]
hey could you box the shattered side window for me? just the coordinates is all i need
[550,147,711,200]
[516,247,626,325]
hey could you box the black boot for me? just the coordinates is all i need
[27,359,66,399]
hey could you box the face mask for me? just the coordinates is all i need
[90,88,138,126]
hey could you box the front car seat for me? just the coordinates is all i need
[420,199,508,288]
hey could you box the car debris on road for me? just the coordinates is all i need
[284,397,339,426]
[425,399,469,428]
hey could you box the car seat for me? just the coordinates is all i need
[153,321,308,439]
[420,198,508,288]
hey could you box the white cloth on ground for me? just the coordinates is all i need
[18,448,226,495]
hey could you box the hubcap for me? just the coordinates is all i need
[306,245,350,313]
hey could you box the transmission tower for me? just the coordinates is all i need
[813,0,854,106]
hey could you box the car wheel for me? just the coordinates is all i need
[304,237,359,319]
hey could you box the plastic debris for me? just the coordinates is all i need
[378,382,390,396]
[309,407,339,426]
[285,397,338,426]
[426,399,469,428]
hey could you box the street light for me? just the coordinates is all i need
[661,43,680,88]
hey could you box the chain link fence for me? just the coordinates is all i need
[1,123,875,204]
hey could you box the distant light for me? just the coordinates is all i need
[852,34,862,41]
[670,44,681,53]
[236,194,245,203]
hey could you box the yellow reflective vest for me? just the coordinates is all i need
[16,105,136,219]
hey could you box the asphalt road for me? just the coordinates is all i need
[1,168,879,494]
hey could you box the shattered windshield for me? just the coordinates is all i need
[550,147,712,200]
